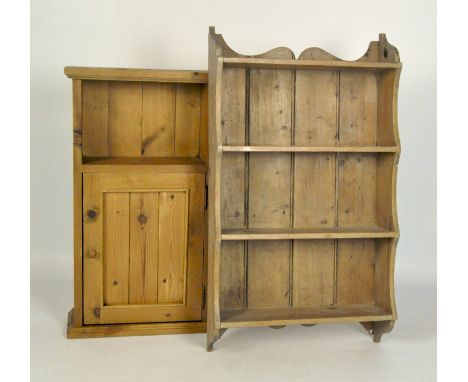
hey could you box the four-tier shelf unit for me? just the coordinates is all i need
[206,28,402,351]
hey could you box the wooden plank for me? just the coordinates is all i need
[175,84,201,157]
[64,67,208,83]
[292,240,335,307]
[103,192,130,305]
[247,47,296,309]
[220,242,245,310]
[294,153,335,228]
[199,84,209,163]
[339,72,378,145]
[82,80,109,157]
[67,309,206,338]
[220,304,393,328]
[337,239,376,304]
[337,153,377,227]
[375,239,391,311]
[157,191,187,304]
[247,241,290,307]
[142,83,175,156]
[83,174,102,324]
[129,193,159,304]
[72,79,83,325]
[108,81,142,156]
[222,227,397,240]
[81,156,206,174]
[222,146,398,152]
[223,57,401,70]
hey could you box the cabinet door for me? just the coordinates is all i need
[82,173,205,325]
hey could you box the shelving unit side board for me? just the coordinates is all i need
[207,27,401,351]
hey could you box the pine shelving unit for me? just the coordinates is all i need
[207,28,401,350]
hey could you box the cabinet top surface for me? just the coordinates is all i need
[64,66,208,83]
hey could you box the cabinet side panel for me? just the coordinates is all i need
[339,72,378,146]
[377,70,397,146]
[103,192,130,305]
[337,239,375,304]
[337,153,377,228]
[375,239,392,311]
[292,240,335,307]
[108,82,142,156]
[142,83,176,156]
[129,193,159,305]
[248,52,293,308]
[82,81,109,157]
[157,192,187,304]
[175,84,201,157]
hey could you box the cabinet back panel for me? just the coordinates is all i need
[81,80,206,158]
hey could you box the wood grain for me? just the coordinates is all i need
[108,82,142,156]
[157,191,187,304]
[175,84,201,157]
[129,193,159,304]
[103,192,130,305]
[142,83,175,156]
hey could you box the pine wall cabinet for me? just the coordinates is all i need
[207,28,401,350]
[65,67,209,338]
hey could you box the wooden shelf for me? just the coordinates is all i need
[221,145,399,153]
[221,227,397,240]
[220,305,394,328]
[222,57,401,71]
[81,157,207,173]
[64,66,208,83]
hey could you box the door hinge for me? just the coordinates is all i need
[205,184,209,209]
[202,285,206,310]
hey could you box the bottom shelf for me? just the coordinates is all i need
[220,304,393,328]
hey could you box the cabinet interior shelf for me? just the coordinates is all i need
[81,157,207,173]
[221,227,398,240]
[221,145,399,153]
[220,305,394,328]
[222,57,402,71]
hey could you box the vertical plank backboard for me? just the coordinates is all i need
[157,191,187,304]
[129,193,159,305]
[337,239,375,304]
[175,84,201,157]
[338,153,377,228]
[292,240,335,306]
[82,80,109,157]
[142,83,176,156]
[103,192,130,305]
[248,48,293,308]
[339,72,378,146]
[220,67,247,311]
[108,82,142,156]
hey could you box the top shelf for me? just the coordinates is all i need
[222,57,402,71]
[64,66,208,83]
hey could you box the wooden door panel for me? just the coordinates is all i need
[129,192,159,305]
[83,173,204,324]
[158,192,187,304]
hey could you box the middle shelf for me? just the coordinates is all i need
[221,226,398,240]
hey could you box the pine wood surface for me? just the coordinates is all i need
[207,27,401,350]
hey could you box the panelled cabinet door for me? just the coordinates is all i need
[82,173,205,325]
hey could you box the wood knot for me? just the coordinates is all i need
[87,209,97,220]
[87,249,97,258]
[137,214,148,225]
[93,307,101,317]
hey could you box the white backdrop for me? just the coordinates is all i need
[31,1,436,380]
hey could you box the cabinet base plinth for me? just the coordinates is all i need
[67,309,206,339]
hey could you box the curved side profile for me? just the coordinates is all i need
[207,27,401,351]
